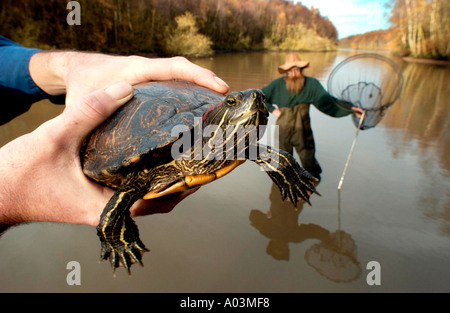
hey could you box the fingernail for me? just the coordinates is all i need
[214,76,229,88]
[105,82,133,101]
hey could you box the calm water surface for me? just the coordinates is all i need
[0,51,449,292]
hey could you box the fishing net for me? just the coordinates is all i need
[327,54,404,195]
[327,53,404,130]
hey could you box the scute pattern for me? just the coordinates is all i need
[82,81,224,184]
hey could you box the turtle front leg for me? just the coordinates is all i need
[252,143,320,206]
[97,187,149,275]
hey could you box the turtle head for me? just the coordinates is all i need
[199,89,268,160]
[202,89,268,133]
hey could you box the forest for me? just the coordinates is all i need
[340,0,449,60]
[339,30,393,51]
[2,0,447,59]
[0,0,338,56]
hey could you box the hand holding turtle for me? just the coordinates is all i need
[0,82,197,234]
[29,52,230,105]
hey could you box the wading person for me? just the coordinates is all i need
[262,53,362,180]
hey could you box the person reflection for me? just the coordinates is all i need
[250,184,328,260]
[250,183,361,282]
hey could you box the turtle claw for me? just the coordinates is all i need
[276,172,318,207]
[254,144,320,207]
[96,187,153,275]
[266,168,319,207]
[97,209,149,275]
[100,239,149,275]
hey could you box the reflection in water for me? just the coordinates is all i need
[250,183,361,283]
[304,230,361,283]
[381,63,450,236]
[382,63,449,171]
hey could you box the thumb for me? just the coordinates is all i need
[61,82,133,142]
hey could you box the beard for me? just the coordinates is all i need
[285,75,305,94]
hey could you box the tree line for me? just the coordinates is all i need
[340,0,449,60]
[390,0,449,59]
[339,30,393,51]
[0,0,338,56]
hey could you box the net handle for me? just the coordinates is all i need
[337,110,366,191]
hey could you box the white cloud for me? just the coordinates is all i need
[295,0,390,38]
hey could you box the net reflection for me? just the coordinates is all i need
[250,183,361,283]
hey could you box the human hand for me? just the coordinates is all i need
[272,108,281,118]
[29,52,229,106]
[351,107,365,119]
[0,82,197,232]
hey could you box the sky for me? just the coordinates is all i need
[295,0,392,39]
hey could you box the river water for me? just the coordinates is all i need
[0,50,449,292]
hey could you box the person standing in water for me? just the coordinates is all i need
[262,53,362,180]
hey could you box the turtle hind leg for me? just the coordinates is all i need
[253,144,320,206]
[97,188,149,275]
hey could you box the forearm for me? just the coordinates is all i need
[1,41,129,98]
[29,50,120,96]
[314,94,352,118]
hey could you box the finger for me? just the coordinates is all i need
[169,57,229,94]
[58,82,133,143]
[133,56,229,94]
[350,107,361,116]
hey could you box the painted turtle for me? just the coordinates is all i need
[82,80,319,274]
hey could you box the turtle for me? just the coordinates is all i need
[81,80,319,274]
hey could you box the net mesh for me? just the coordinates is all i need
[327,53,404,130]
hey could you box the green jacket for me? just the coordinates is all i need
[261,76,352,117]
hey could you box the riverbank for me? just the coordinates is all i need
[403,56,449,66]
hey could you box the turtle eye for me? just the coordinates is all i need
[226,97,236,107]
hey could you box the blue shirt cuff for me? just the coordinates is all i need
[0,36,47,98]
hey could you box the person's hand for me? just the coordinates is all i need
[272,108,281,118]
[0,82,197,232]
[351,106,365,119]
[29,52,230,105]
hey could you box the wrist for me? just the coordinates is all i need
[0,133,45,229]
[0,146,25,230]
[29,50,72,96]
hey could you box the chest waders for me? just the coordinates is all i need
[275,103,322,180]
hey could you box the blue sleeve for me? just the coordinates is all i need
[0,36,46,97]
[0,36,65,124]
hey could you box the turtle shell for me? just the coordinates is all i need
[82,80,225,187]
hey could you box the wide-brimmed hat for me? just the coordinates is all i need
[278,53,309,73]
